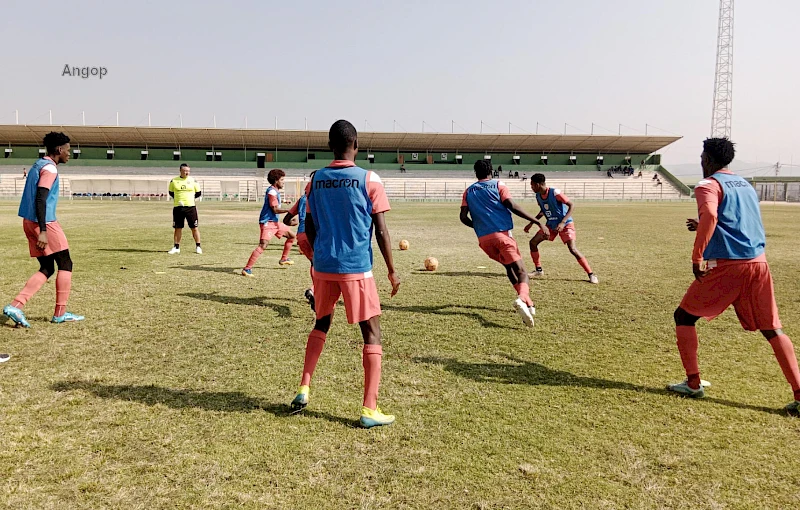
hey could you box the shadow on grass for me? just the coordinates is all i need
[412,270,504,279]
[51,380,358,427]
[172,265,288,274]
[178,292,293,317]
[381,303,508,329]
[414,355,784,416]
[96,248,166,253]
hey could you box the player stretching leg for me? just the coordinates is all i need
[290,120,400,428]
[526,173,598,284]
[460,160,541,327]
[667,138,800,415]
[3,132,83,327]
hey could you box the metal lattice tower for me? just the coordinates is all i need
[710,0,734,138]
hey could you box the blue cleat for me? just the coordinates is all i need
[3,305,30,328]
[51,312,85,324]
[360,406,395,428]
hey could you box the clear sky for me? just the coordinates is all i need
[1,0,797,169]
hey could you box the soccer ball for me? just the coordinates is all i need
[399,240,409,250]
[424,256,439,271]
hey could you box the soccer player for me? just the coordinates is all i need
[525,173,599,284]
[3,132,84,327]
[290,120,400,428]
[667,138,800,415]
[241,169,296,276]
[283,190,315,310]
[460,160,540,327]
[168,164,202,254]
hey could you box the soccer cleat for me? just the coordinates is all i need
[588,273,599,284]
[666,379,705,398]
[513,298,535,327]
[0,353,10,363]
[3,305,30,328]
[290,385,310,413]
[529,305,536,319]
[304,289,315,312]
[168,247,180,255]
[241,268,254,277]
[532,268,544,277]
[195,246,203,254]
[360,406,395,428]
[279,258,295,266]
[785,400,800,416]
[51,312,85,324]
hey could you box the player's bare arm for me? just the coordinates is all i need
[459,206,473,228]
[373,212,400,297]
[556,199,575,231]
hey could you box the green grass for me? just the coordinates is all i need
[1,200,799,509]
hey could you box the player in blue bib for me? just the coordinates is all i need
[526,173,599,284]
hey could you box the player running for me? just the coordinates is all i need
[241,169,296,276]
[283,190,315,310]
[3,132,84,327]
[460,160,540,327]
[168,164,202,254]
[667,137,800,416]
[289,120,400,428]
[525,173,598,284]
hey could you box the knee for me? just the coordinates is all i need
[761,329,783,341]
[54,251,73,272]
[674,307,698,326]
[39,263,55,279]
[314,316,331,334]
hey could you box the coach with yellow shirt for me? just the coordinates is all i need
[168,164,202,254]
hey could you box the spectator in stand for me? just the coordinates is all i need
[521,173,527,181]
[400,164,406,173]
[607,169,614,178]
[508,169,514,178]
[497,165,503,178]
[514,171,519,178]
[637,170,643,178]
[652,173,658,181]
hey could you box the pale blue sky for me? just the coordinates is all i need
[1,0,797,169]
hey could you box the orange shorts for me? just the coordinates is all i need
[478,231,522,265]
[260,221,290,241]
[297,232,313,262]
[314,273,381,324]
[680,261,782,331]
[542,223,576,244]
[24,219,69,257]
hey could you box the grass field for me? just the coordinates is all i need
[1,199,799,509]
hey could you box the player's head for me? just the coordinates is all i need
[179,163,191,178]
[43,132,70,164]
[267,168,286,188]
[473,160,493,179]
[328,120,358,158]
[701,137,735,177]
[530,173,547,193]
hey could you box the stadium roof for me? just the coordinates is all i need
[0,124,680,154]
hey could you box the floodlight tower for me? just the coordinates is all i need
[710,0,734,138]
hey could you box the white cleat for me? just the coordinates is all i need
[514,298,535,327]
[195,246,203,254]
[168,247,180,255]
[589,273,599,284]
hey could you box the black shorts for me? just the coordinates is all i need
[173,206,199,229]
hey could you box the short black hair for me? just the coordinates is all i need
[703,137,735,169]
[531,173,546,184]
[267,168,285,184]
[179,163,190,169]
[473,160,493,179]
[328,120,357,154]
[43,132,70,154]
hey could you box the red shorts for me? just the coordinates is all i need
[260,221,290,241]
[296,232,313,262]
[478,231,522,265]
[542,223,576,244]
[24,219,69,257]
[680,261,782,331]
[314,273,381,324]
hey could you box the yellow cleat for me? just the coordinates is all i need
[279,258,295,266]
[360,406,395,428]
